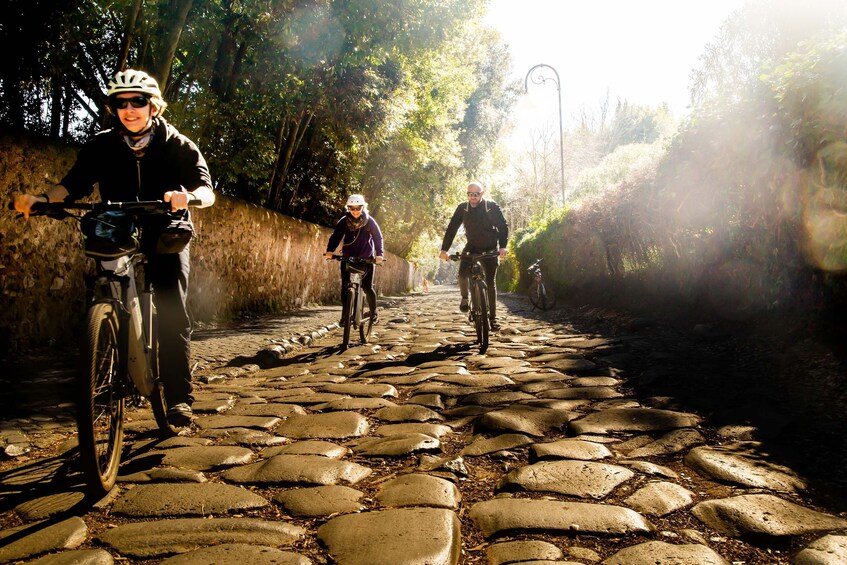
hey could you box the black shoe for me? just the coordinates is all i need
[489,320,501,331]
[339,317,348,327]
[371,310,379,324]
[167,402,193,427]
[459,298,469,313]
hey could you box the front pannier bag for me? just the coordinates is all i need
[81,210,139,259]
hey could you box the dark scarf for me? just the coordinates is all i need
[346,211,369,231]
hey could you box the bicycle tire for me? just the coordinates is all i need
[341,287,355,350]
[539,282,556,310]
[147,306,179,436]
[472,280,490,354]
[529,280,555,310]
[359,295,374,344]
[77,301,125,496]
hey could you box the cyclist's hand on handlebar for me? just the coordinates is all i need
[439,250,449,261]
[164,189,189,212]
[499,248,508,259]
[13,194,46,219]
[375,256,384,264]
[325,252,334,260]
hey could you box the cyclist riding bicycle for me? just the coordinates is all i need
[324,194,384,325]
[439,181,509,330]
[14,68,215,427]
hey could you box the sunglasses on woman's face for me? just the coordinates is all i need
[347,205,363,211]
[467,192,481,197]
[110,95,151,111]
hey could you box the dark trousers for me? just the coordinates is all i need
[145,245,193,407]
[340,262,376,318]
[458,248,499,320]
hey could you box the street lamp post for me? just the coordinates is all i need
[525,63,565,204]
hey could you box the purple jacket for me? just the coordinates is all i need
[326,212,384,259]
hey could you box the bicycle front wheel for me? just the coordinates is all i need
[472,281,489,354]
[77,302,125,496]
[359,297,374,344]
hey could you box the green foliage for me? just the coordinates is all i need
[1,0,513,261]
[513,18,847,319]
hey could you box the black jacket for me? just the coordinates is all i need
[440,199,508,252]
[60,117,212,202]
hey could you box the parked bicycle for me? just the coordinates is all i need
[527,258,556,311]
[449,251,499,353]
[11,199,199,495]
[330,255,380,350]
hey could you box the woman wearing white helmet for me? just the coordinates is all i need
[14,68,215,427]
[325,194,385,325]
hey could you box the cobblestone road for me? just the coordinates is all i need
[1,286,846,564]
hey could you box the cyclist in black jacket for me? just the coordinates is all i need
[439,182,509,330]
[14,69,215,427]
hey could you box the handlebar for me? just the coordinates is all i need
[448,251,500,262]
[527,258,544,271]
[9,199,203,219]
[328,255,383,265]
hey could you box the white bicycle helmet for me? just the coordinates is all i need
[346,194,367,207]
[107,69,162,98]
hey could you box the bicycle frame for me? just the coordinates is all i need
[93,254,155,398]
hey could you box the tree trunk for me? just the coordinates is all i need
[153,0,194,93]
[117,0,144,72]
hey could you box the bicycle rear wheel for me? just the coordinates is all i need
[528,280,555,310]
[359,295,374,344]
[77,302,125,495]
[472,281,489,354]
[341,287,355,350]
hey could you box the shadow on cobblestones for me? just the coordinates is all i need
[499,292,847,512]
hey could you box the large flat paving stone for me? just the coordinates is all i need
[795,534,847,565]
[159,544,312,564]
[317,507,461,565]
[95,517,306,558]
[261,440,349,458]
[374,404,444,422]
[0,517,88,563]
[601,540,730,564]
[469,498,654,537]
[684,442,807,492]
[274,485,366,517]
[538,386,623,400]
[221,454,371,485]
[353,433,441,457]
[622,481,694,516]
[322,383,398,397]
[111,483,269,516]
[691,494,847,537]
[376,473,461,509]
[193,415,281,430]
[226,403,308,417]
[498,460,634,499]
[569,408,701,435]
[461,433,534,456]
[461,391,536,406]
[14,491,86,521]
[153,445,254,470]
[531,439,613,461]
[277,412,370,439]
[475,405,574,437]
[626,428,705,457]
[25,549,115,565]
[485,540,563,565]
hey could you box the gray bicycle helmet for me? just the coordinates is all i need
[107,69,162,98]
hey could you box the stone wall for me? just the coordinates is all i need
[0,134,419,355]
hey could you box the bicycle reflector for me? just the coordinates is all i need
[81,210,139,258]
